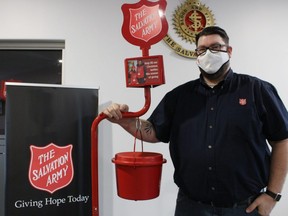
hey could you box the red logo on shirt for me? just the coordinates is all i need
[239,98,247,106]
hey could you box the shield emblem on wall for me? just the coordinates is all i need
[29,143,74,194]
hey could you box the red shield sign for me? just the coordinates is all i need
[121,0,168,49]
[129,5,162,42]
[29,143,74,194]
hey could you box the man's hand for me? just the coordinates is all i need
[102,103,129,122]
[246,193,276,216]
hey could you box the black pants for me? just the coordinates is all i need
[174,190,260,216]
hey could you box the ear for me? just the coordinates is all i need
[227,46,233,58]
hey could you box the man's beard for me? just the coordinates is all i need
[199,60,230,81]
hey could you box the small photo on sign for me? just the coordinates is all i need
[125,55,165,88]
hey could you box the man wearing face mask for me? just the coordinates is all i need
[103,26,288,216]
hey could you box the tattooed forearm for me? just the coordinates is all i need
[143,121,154,135]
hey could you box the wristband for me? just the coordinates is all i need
[265,189,281,201]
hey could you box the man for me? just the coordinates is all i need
[103,26,288,216]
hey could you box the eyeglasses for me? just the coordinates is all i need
[195,44,228,56]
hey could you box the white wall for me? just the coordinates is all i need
[0,0,287,215]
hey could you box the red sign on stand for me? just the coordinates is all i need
[121,0,168,51]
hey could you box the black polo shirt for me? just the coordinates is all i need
[148,69,288,204]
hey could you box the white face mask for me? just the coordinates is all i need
[196,50,229,74]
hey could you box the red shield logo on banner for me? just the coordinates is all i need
[29,143,74,194]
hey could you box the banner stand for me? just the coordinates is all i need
[2,83,98,216]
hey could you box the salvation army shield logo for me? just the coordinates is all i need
[121,0,168,49]
[128,5,162,42]
[29,143,74,194]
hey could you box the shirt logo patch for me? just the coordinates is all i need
[239,98,247,106]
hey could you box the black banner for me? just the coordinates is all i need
[4,83,98,216]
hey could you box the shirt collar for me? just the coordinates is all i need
[199,68,233,88]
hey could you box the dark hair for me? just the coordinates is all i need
[195,26,229,46]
